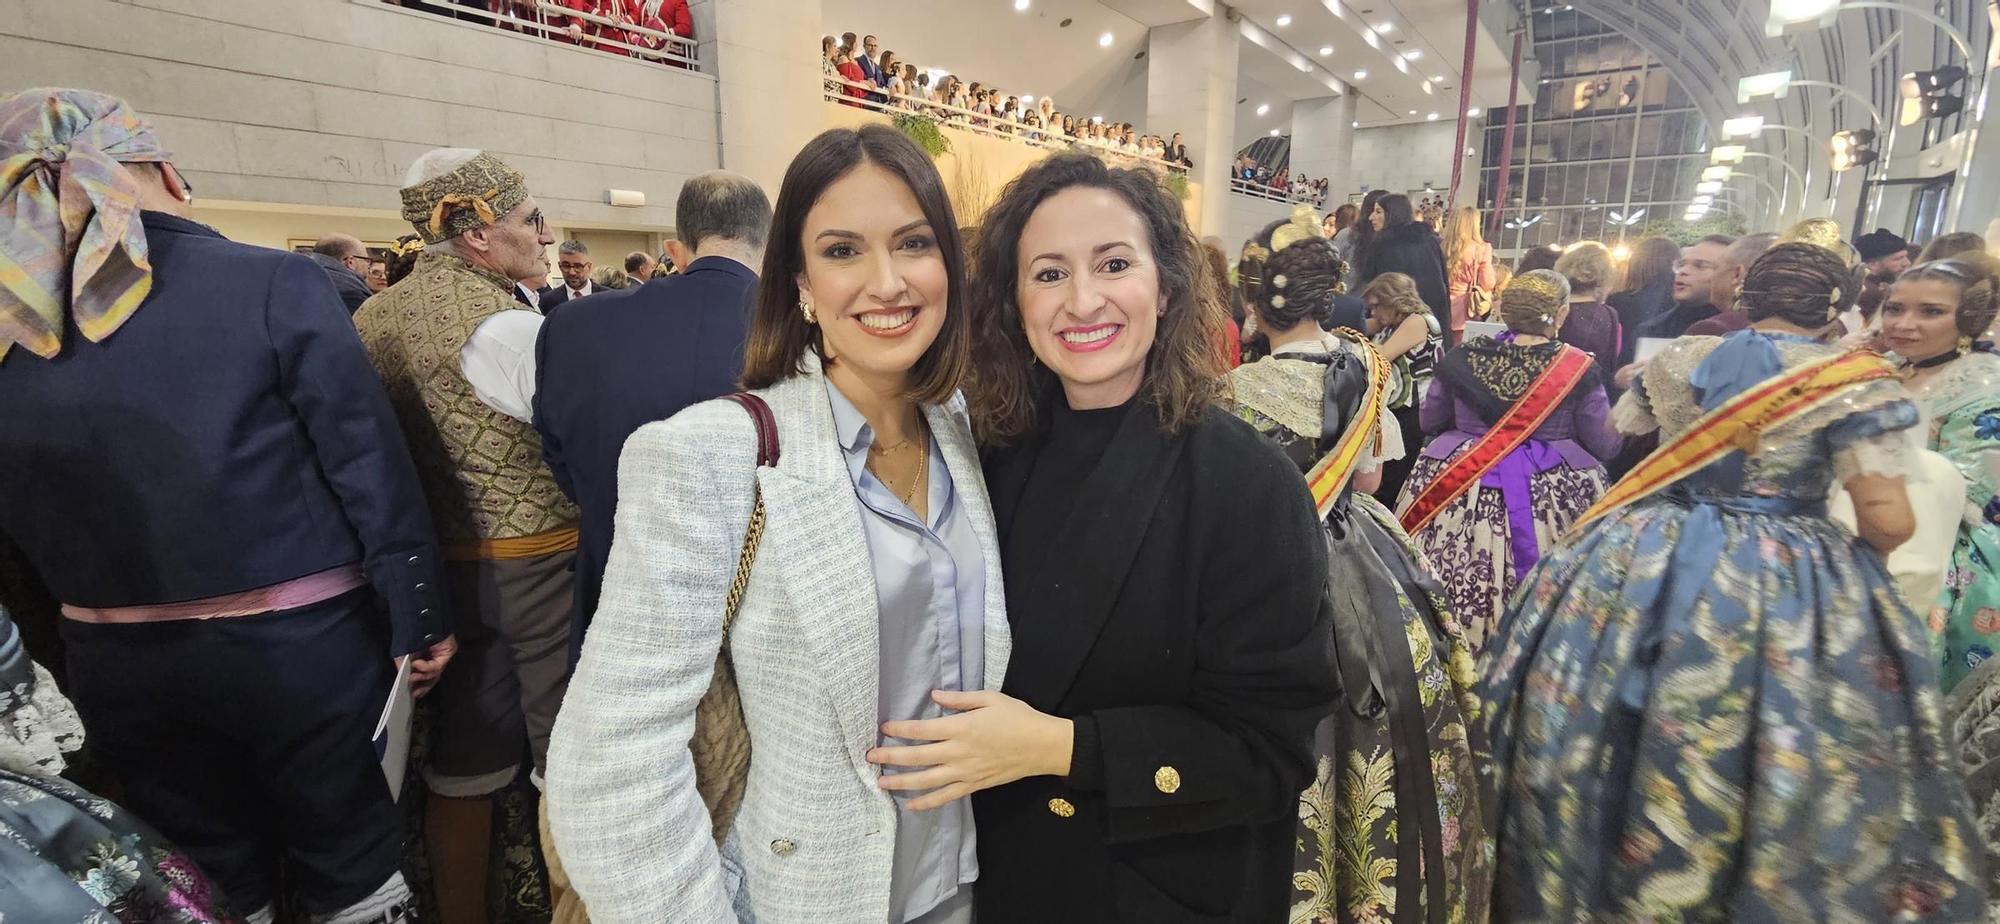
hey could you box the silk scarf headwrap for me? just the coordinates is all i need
[0,88,170,361]
[399,151,529,244]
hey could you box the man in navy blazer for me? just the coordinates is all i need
[534,170,771,658]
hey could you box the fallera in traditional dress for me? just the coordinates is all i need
[1230,331,1491,924]
[1395,333,1617,655]
[1481,330,1986,920]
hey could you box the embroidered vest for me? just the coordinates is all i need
[355,252,578,541]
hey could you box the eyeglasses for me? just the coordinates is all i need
[524,209,546,235]
[557,261,590,271]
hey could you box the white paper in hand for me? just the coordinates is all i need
[374,656,415,801]
[1635,337,1672,363]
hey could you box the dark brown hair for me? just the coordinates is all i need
[967,152,1226,445]
[1352,189,1389,252]
[1738,242,1859,328]
[1378,193,1416,228]
[742,125,969,404]
[1615,235,1679,295]
[1900,252,2000,337]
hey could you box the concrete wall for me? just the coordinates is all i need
[1219,193,1294,254]
[1347,121,1476,203]
[0,0,721,241]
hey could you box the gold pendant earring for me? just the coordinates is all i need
[799,294,816,325]
[1959,334,1975,354]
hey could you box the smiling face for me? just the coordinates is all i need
[1015,186,1164,409]
[1880,276,1964,362]
[795,162,949,396]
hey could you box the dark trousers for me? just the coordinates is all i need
[1373,404,1426,507]
[60,590,402,914]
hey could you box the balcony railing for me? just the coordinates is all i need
[821,74,1190,177]
[1229,177,1326,207]
[379,1,698,69]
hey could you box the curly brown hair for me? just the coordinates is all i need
[967,152,1226,445]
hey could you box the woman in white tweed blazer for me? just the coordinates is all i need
[546,125,1010,924]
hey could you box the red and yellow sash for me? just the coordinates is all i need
[1305,328,1391,519]
[1566,349,1897,536]
[1398,344,1594,534]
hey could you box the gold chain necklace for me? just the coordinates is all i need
[868,433,928,509]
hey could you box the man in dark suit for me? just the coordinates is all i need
[858,33,888,104]
[534,170,771,658]
[539,239,598,315]
[307,233,377,313]
[0,88,450,921]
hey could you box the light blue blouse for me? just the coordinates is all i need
[825,381,986,923]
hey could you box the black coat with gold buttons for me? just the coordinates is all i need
[974,398,1336,923]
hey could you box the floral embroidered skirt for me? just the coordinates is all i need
[0,769,232,922]
[1399,451,1607,657]
[1934,521,2000,693]
[1294,495,1490,924]
[1481,495,1985,920]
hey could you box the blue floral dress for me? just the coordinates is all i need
[1480,331,1986,920]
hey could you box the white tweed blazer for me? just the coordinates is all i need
[546,363,1012,923]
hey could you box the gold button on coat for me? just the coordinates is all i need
[770,838,796,856]
[1047,798,1076,818]
[1154,766,1182,794]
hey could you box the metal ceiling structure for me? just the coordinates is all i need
[1567,0,1990,233]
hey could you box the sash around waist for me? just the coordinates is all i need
[61,564,368,624]
[1659,487,1827,518]
[441,524,581,561]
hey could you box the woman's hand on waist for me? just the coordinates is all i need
[867,690,1073,811]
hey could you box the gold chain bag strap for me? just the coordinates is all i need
[693,392,779,844]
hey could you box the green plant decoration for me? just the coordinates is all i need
[1161,170,1190,202]
[891,113,952,159]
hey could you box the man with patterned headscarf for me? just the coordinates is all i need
[353,147,576,924]
[0,88,448,923]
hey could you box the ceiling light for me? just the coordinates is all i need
[1374,22,1394,33]
[1422,81,1433,94]
[1319,45,1333,56]
[1353,69,1368,80]
[1408,109,1418,115]
[1467,107,1482,116]
[1737,70,1793,103]
[1256,103,1270,116]
[1276,13,1292,26]
[1903,65,1968,98]
[1691,194,1714,205]
[1403,49,1423,60]
[1269,128,1282,136]
[1427,112,1440,120]
[1765,0,1841,37]
[1720,115,1766,139]
[1021,95,1035,103]
[1091,115,1103,123]
[1831,128,1876,151]
[1701,165,1733,181]
[1352,120,1360,127]
[1098,31,1113,47]
[1695,180,1725,194]
[1363,30,1380,49]
[1710,144,1747,164]
[1014,0,1030,9]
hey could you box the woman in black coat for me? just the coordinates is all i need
[867,153,1336,922]
[1356,193,1450,321]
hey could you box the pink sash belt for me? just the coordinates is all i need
[61,565,368,624]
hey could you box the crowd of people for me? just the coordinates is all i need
[5,81,2000,924]
[819,33,1194,172]
[386,0,694,63]
[1231,155,1332,206]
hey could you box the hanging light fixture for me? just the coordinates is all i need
[1901,65,1967,98]
[1710,144,1748,164]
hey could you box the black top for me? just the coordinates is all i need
[1606,278,1672,365]
[977,396,1336,923]
[1357,221,1451,319]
